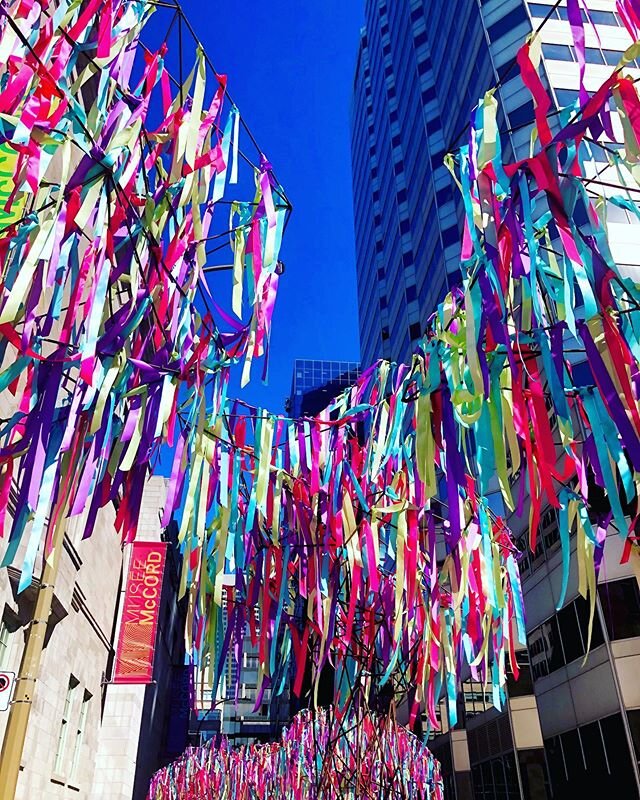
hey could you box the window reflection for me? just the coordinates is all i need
[528,595,605,681]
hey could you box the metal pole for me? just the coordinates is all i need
[0,511,67,800]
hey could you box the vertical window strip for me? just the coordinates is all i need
[54,676,78,775]
[69,690,91,781]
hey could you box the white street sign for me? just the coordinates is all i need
[0,672,15,711]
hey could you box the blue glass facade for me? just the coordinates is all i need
[352,4,640,800]
[288,359,360,418]
[351,0,539,368]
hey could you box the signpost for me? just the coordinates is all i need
[0,673,15,712]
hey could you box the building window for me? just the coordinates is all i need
[508,99,535,129]
[506,650,534,698]
[544,390,558,432]
[529,596,604,681]
[545,715,636,795]
[542,42,575,62]
[604,48,640,68]
[518,504,562,578]
[471,752,520,799]
[441,226,459,248]
[69,690,91,781]
[556,6,586,22]
[54,676,79,775]
[0,618,11,669]
[598,578,640,641]
[518,748,550,799]
[556,603,583,663]
[555,88,579,109]
[589,9,620,26]
[627,708,640,763]
[421,86,436,104]
[585,46,606,65]
[528,2,560,20]
[541,506,560,553]
[487,6,530,41]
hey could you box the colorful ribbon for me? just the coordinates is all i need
[2,0,640,748]
[146,707,444,800]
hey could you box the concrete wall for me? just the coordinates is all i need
[0,505,122,799]
[0,476,178,800]
[93,477,172,800]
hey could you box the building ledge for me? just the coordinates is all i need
[51,774,80,792]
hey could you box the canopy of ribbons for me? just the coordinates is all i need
[2,0,640,747]
[146,707,444,800]
[0,0,288,582]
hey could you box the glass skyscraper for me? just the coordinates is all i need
[351,0,540,368]
[352,2,640,799]
[287,359,361,418]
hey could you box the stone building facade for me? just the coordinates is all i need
[0,475,184,800]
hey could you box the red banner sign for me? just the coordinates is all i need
[113,541,167,684]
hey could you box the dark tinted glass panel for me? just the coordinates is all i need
[571,359,594,387]
[481,761,493,797]
[509,100,535,129]
[574,594,604,649]
[488,5,530,40]
[541,506,560,553]
[507,651,534,697]
[503,752,520,799]
[557,603,583,663]
[580,721,607,781]
[560,729,586,790]
[598,578,640,640]
[600,714,636,792]
[472,764,484,800]
[543,615,565,672]
[492,758,507,800]
[628,709,640,762]
[441,226,459,247]
[518,748,549,800]
[544,735,567,792]
[529,627,549,681]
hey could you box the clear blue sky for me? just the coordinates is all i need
[169,1,365,413]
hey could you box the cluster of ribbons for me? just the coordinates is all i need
[146,707,444,800]
[170,0,640,729]
[3,0,640,742]
[0,0,287,588]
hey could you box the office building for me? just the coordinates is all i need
[190,617,288,748]
[287,359,361,418]
[351,1,640,798]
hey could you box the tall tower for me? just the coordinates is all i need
[351,2,640,799]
